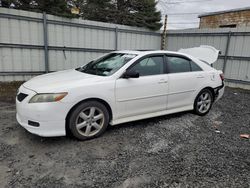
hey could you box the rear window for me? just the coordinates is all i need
[167,56,191,73]
[190,61,203,71]
[167,56,203,73]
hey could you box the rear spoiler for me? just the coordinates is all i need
[178,45,221,65]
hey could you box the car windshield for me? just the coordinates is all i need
[76,53,137,76]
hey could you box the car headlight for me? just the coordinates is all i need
[29,93,68,103]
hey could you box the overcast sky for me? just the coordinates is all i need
[156,0,250,30]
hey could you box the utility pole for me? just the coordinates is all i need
[161,15,168,50]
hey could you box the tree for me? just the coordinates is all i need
[122,0,162,30]
[1,0,162,30]
[1,0,73,17]
[74,0,115,22]
[35,0,72,17]
[76,0,162,30]
[1,0,15,7]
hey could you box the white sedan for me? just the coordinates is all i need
[16,46,224,140]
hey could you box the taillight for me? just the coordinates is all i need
[220,73,224,81]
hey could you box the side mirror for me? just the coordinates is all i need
[122,70,139,79]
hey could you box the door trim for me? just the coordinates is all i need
[168,89,195,95]
[117,93,167,102]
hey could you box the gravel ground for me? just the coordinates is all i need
[0,87,249,188]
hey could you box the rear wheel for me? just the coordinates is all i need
[194,89,213,116]
[68,101,109,140]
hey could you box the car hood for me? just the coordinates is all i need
[23,69,102,93]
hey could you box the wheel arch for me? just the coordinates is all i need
[193,86,215,116]
[200,86,215,101]
[65,98,113,136]
[194,86,215,108]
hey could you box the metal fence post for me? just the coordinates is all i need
[43,12,49,73]
[161,15,168,50]
[223,31,231,73]
[115,26,118,50]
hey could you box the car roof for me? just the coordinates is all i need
[112,50,214,72]
[114,50,182,55]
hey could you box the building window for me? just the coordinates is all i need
[219,24,237,28]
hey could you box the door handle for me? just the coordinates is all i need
[196,75,204,78]
[158,79,168,84]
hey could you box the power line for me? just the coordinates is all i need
[158,1,169,11]
[159,0,212,5]
[168,22,199,24]
[157,0,211,13]
[157,1,210,18]
[169,25,199,29]
[157,0,212,28]
[167,20,234,25]
[167,12,207,15]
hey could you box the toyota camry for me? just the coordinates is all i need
[16,45,224,140]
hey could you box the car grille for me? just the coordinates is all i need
[17,93,28,102]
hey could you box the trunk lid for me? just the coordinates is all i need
[178,45,220,65]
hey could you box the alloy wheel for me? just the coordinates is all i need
[75,107,105,137]
[197,91,212,114]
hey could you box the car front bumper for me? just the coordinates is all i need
[16,85,69,137]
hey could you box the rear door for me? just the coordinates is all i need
[166,55,205,110]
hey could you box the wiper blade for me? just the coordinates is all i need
[95,67,112,71]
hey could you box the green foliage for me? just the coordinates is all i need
[1,0,162,30]
[1,0,74,17]
[78,0,162,30]
[75,0,115,22]
[37,0,74,17]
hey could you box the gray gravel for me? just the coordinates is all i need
[0,87,250,188]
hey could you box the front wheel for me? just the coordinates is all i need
[194,89,213,116]
[68,101,109,140]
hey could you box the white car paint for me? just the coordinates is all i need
[16,48,224,137]
[178,45,221,65]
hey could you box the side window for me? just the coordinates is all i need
[190,61,203,71]
[129,56,164,76]
[167,56,191,73]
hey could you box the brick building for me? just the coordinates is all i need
[199,7,250,28]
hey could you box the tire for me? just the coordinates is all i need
[194,89,213,116]
[68,101,109,140]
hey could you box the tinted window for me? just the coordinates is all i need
[129,56,164,76]
[190,61,203,71]
[167,56,191,73]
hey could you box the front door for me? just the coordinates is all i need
[115,55,168,119]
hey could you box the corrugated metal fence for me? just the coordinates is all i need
[0,8,161,81]
[166,28,250,89]
[1,8,250,89]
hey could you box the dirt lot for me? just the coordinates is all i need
[0,86,249,188]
